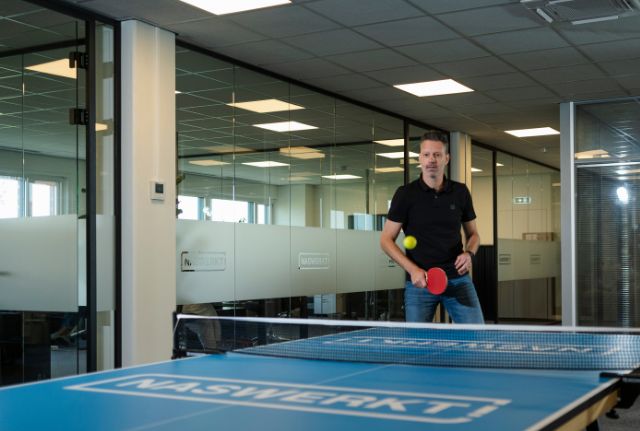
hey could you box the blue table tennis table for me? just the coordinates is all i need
[1,322,639,431]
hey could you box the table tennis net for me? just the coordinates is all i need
[173,315,640,371]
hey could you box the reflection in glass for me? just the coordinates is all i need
[496,153,560,323]
[176,46,406,321]
[575,99,640,327]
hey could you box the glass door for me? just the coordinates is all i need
[0,4,87,385]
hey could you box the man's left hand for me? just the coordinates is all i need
[454,252,473,275]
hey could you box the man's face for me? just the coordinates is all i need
[418,139,449,180]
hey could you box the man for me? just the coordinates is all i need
[380,130,484,324]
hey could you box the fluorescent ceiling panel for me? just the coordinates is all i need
[228,99,304,113]
[496,163,504,167]
[322,174,362,180]
[254,121,317,132]
[377,151,419,159]
[374,139,404,147]
[242,161,290,168]
[575,149,610,159]
[374,167,404,173]
[188,159,230,166]
[95,123,108,132]
[204,145,252,154]
[279,146,325,159]
[25,59,76,79]
[505,127,559,137]
[394,79,473,97]
[178,0,290,15]
[471,167,482,172]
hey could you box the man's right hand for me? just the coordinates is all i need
[410,268,428,289]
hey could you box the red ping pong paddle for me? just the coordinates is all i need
[426,267,448,295]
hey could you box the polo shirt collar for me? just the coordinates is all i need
[418,174,452,193]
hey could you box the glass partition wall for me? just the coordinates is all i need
[574,97,640,327]
[0,1,116,386]
[176,45,406,321]
[496,153,561,323]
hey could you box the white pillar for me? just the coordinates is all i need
[449,131,472,187]
[121,20,176,366]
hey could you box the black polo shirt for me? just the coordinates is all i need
[387,175,476,279]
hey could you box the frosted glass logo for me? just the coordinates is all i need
[298,253,330,270]
[66,374,510,424]
[181,251,226,271]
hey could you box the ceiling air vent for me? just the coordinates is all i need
[521,0,640,25]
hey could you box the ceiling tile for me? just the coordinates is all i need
[396,38,490,63]
[528,64,606,84]
[281,29,382,56]
[326,49,416,72]
[436,4,541,36]
[545,78,625,99]
[485,85,558,102]
[429,56,516,78]
[598,58,640,77]
[227,5,340,38]
[615,75,640,92]
[168,18,266,48]
[214,40,313,66]
[363,65,443,85]
[473,27,568,54]
[355,16,458,46]
[579,38,640,62]
[462,72,538,91]
[305,0,424,26]
[310,74,384,92]
[501,47,589,71]
[409,0,513,14]
[266,58,351,78]
[556,15,640,45]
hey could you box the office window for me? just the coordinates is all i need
[29,180,58,217]
[178,195,200,220]
[210,198,249,223]
[0,176,20,219]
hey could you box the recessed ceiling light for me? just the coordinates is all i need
[204,145,253,154]
[471,167,483,173]
[242,161,290,168]
[25,59,76,79]
[254,121,317,132]
[394,79,473,97]
[505,127,559,137]
[279,146,325,159]
[188,159,230,167]
[377,151,419,159]
[575,149,610,159]
[178,0,291,15]
[496,163,504,167]
[374,139,404,147]
[374,167,404,173]
[228,99,304,113]
[322,174,362,180]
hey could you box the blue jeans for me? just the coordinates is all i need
[404,274,484,324]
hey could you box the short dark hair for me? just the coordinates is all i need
[420,130,449,153]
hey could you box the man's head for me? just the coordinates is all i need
[418,130,450,182]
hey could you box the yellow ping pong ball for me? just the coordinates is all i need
[403,235,417,250]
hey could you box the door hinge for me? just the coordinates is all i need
[69,51,89,70]
[69,108,89,126]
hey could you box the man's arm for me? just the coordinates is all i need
[380,219,428,288]
[454,219,480,275]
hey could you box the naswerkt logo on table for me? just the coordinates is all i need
[65,374,510,424]
[324,336,617,355]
